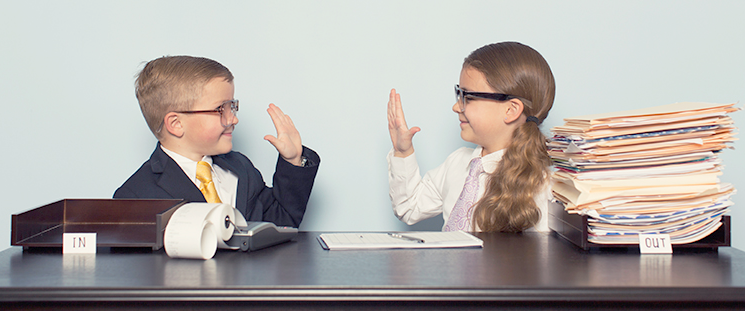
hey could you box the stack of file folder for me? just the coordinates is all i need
[548,102,739,245]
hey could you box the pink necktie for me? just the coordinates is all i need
[444,157,483,232]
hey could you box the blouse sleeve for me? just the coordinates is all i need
[387,149,452,225]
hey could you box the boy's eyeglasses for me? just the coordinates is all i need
[454,85,517,113]
[176,99,239,127]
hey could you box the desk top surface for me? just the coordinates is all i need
[1,232,744,303]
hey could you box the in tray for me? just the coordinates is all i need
[11,199,185,250]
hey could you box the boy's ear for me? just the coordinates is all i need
[163,112,184,138]
[503,98,525,123]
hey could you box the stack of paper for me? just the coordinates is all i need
[548,102,739,244]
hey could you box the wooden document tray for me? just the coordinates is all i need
[548,201,731,251]
[11,199,186,250]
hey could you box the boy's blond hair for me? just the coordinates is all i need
[135,55,234,138]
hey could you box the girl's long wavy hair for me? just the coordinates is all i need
[467,42,555,232]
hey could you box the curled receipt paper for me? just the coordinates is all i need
[163,203,247,260]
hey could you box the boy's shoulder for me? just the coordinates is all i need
[125,146,251,181]
[214,150,251,165]
[212,150,260,174]
[113,146,187,199]
[114,148,254,199]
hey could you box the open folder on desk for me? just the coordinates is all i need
[317,231,483,250]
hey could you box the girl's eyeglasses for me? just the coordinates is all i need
[454,85,517,112]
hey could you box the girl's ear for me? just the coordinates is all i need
[503,98,525,123]
[163,112,184,138]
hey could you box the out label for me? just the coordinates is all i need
[639,234,672,254]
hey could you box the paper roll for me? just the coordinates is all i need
[164,203,243,259]
[205,203,235,241]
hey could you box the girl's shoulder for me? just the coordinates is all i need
[443,146,478,163]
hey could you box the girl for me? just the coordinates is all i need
[387,42,555,232]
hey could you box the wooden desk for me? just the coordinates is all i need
[1,232,744,310]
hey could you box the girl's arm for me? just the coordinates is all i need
[387,150,444,225]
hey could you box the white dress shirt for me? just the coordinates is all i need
[387,146,550,232]
[161,146,239,207]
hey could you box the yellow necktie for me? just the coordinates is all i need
[196,161,222,203]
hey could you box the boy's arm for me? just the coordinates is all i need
[259,146,320,227]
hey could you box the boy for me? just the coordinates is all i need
[114,56,320,228]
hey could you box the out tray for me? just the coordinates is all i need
[11,199,186,250]
[548,201,731,250]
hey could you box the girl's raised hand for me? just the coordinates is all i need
[387,89,420,158]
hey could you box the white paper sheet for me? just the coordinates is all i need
[318,231,483,250]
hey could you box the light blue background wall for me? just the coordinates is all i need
[1,0,743,250]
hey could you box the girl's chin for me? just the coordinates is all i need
[459,128,483,145]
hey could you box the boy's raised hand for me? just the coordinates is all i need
[264,104,304,166]
[387,88,420,158]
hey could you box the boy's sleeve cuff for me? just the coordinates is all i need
[284,146,320,168]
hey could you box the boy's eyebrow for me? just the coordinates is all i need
[212,99,233,107]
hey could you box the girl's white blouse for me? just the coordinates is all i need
[387,146,551,232]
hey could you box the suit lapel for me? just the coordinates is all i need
[151,144,206,202]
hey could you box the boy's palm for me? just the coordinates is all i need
[264,104,303,166]
[387,89,420,157]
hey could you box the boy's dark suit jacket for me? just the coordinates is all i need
[113,143,320,227]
